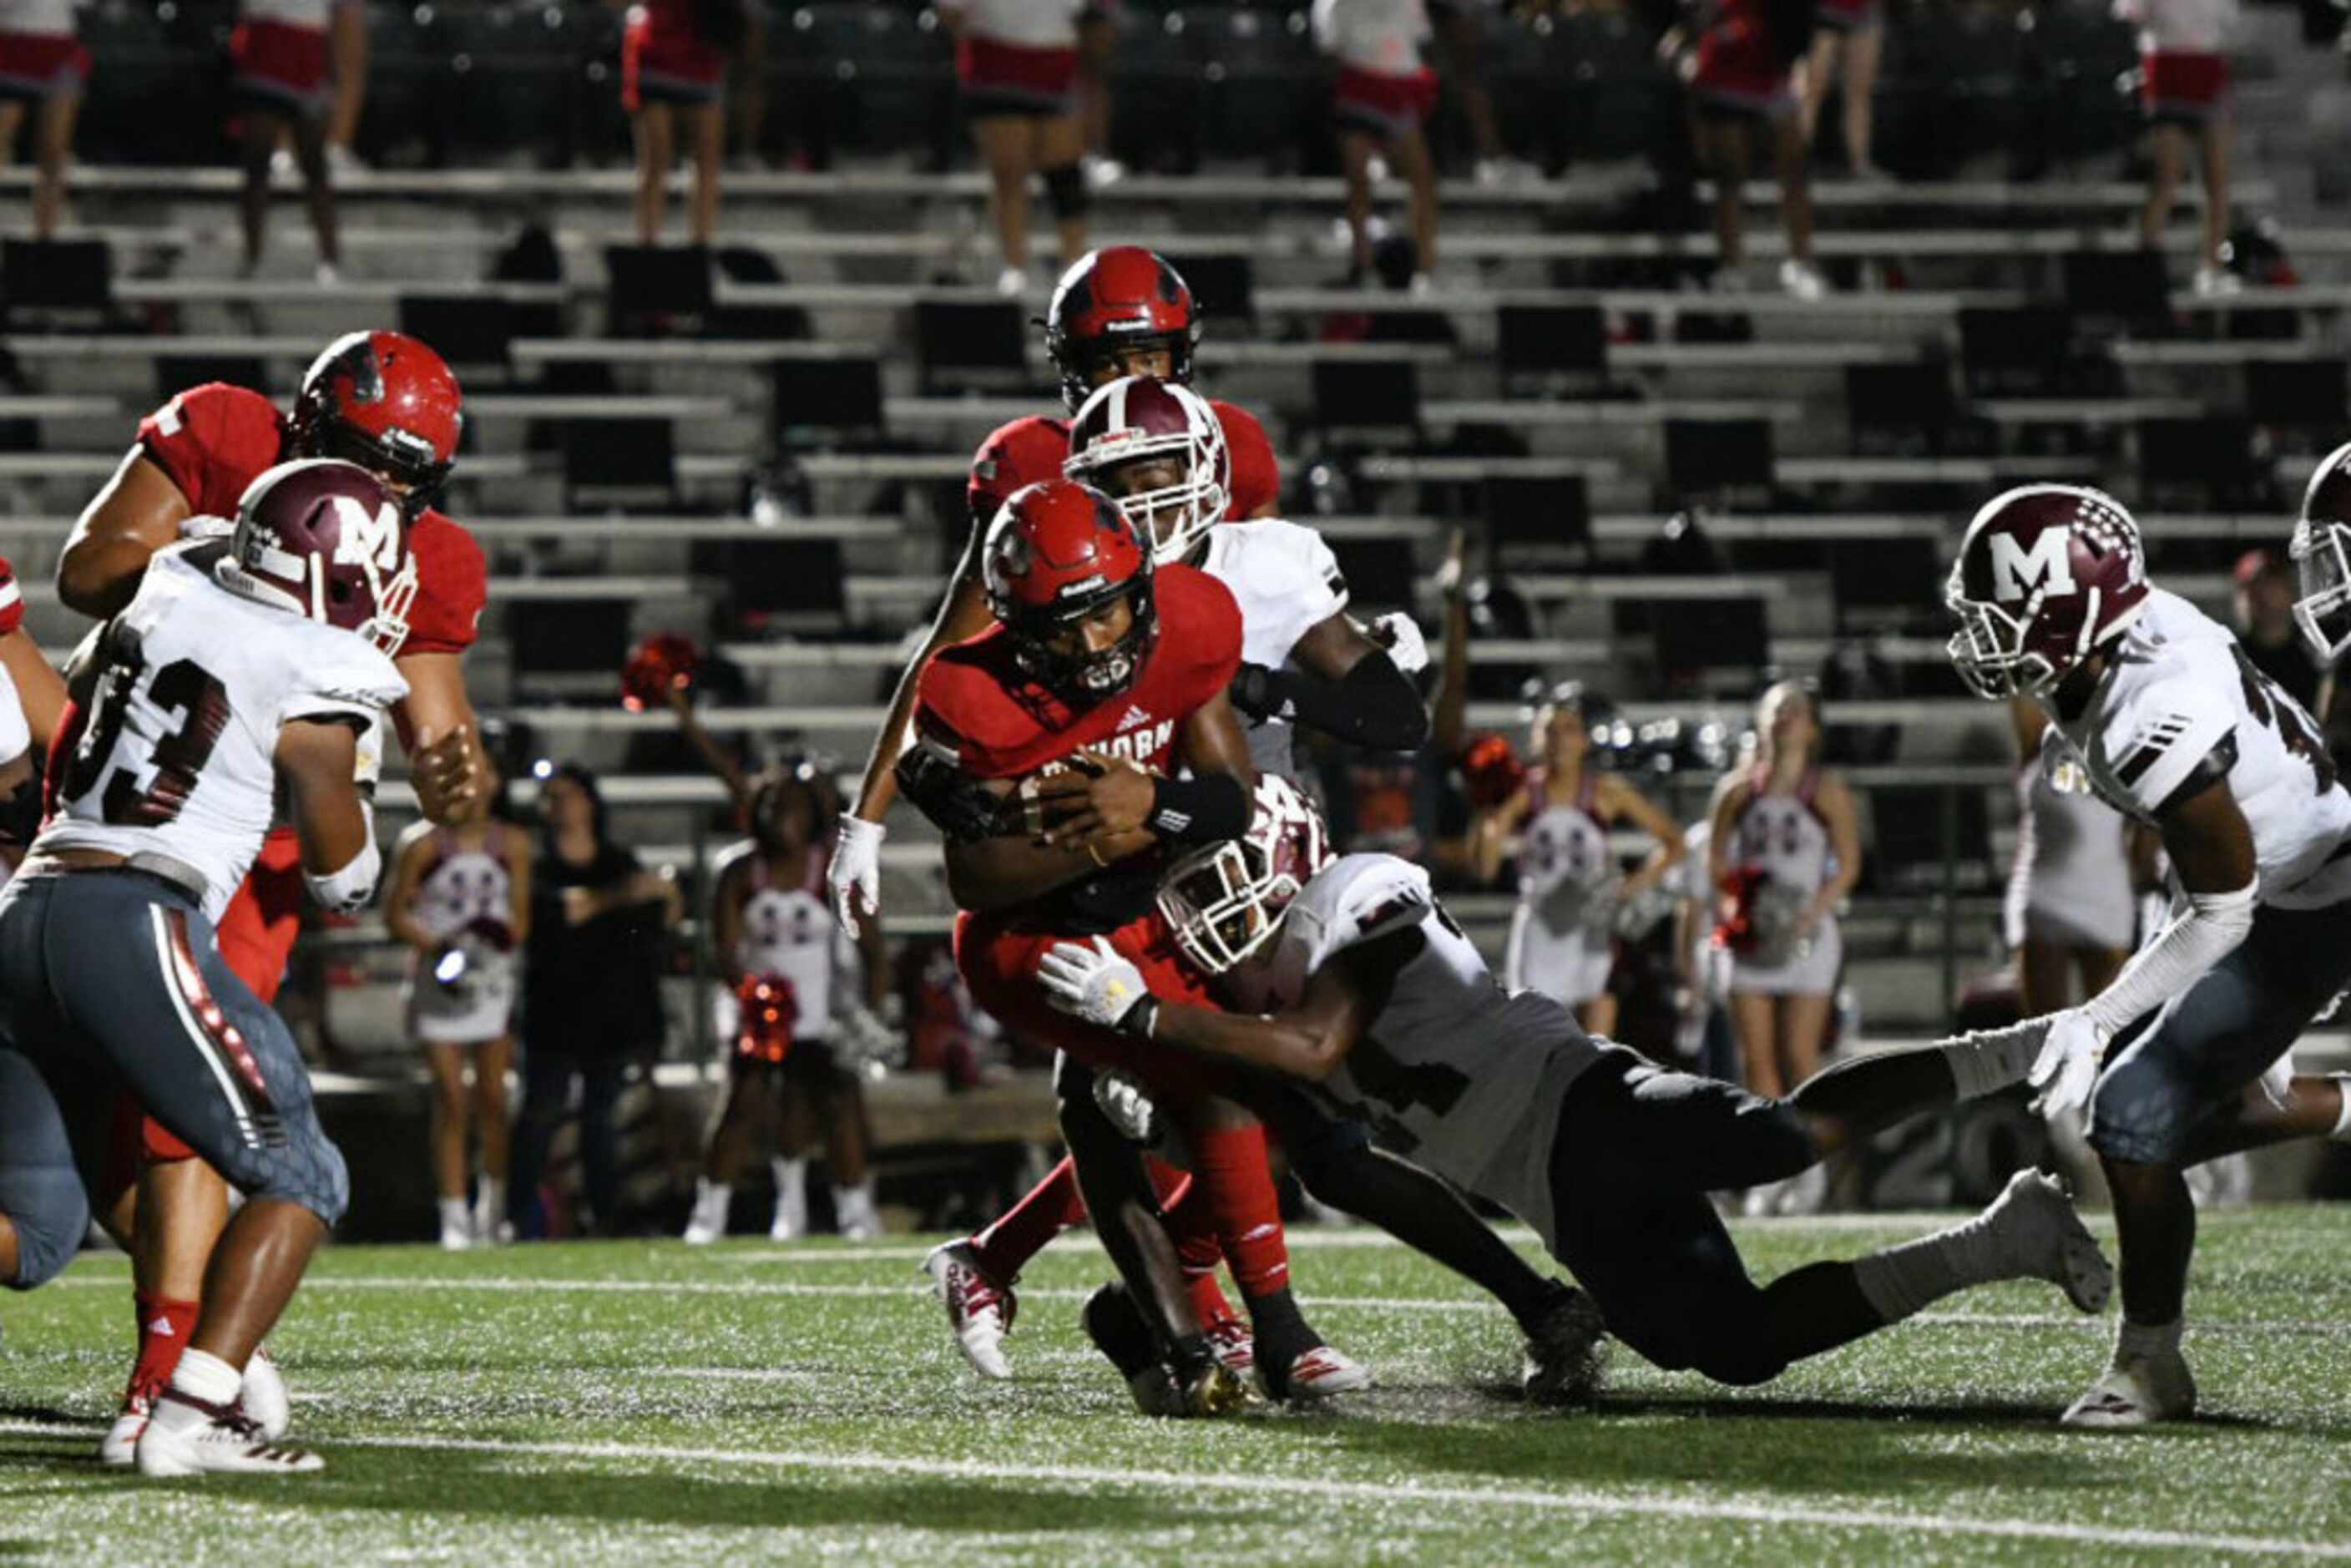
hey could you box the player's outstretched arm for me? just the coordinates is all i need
[58,451,190,618]
[1233,610,1430,752]
[390,652,483,825]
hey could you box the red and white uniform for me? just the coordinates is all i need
[714,842,842,1048]
[135,381,487,1005]
[1313,0,1438,138]
[2123,0,2234,120]
[1724,767,1840,995]
[946,0,1106,116]
[1686,0,1796,119]
[0,0,88,104]
[2005,736,2138,954]
[1504,771,1619,1008]
[926,565,1244,1101]
[400,822,518,1045]
[622,0,726,113]
[231,0,331,114]
[967,403,1280,533]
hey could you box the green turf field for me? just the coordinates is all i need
[3,1206,2348,1564]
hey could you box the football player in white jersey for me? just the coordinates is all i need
[1949,483,2351,1427]
[0,458,407,1476]
[1039,787,2115,1401]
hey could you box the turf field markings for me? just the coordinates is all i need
[2,1420,2344,1559]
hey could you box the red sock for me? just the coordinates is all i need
[128,1292,199,1406]
[969,1156,1090,1284]
[1186,1124,1290,1299]
[1163,1185,1239,1328]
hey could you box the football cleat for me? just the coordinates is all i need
[2062,1348,2197,1429]
[238,1348,291,1442]
[1265,1343,1371,1403]
[1522,1285,1609,1408]
[98,1391,150,1468]
[1176,1359,1253,1419]
[1983,1168,2113,1314]
[923,1240,1016,1380]
[1202,1313,1256,1375]
[134,1393,323,1477]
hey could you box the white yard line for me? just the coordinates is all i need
[1,1420,2343,1559]
[41,1271,2347,1334]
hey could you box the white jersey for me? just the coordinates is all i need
[406,823,516,943]
[40,547,406,923]
[1505,770,1617,1004]
[725,842,837,1039]
[2046,587,2351,911]
[1196,518,1350,781]
[1231,852,1603,1251]
[1312,0,1429,73]
[2005,739,2136,951]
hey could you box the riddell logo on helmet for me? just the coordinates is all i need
[1055,574,1109,600]
[1987,529,2075,602]
[1102,318,1156,334]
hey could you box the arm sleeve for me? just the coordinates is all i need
[399,512,489,657]
[1246,650,1429,751]
[2081,879,2259,1037]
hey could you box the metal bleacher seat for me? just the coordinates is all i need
[914,300,1029,396]
[2245,359,2348,443]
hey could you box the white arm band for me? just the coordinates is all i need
[304,814,383,915]
[2081,880,2258,1036]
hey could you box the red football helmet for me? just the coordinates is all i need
[293,331,463,518]
[1946,484,2148,700]
[620,631,702,712]
[1064,376,1231,565]
[218,458,417,654]
[1044,246,1201,413]
[980,479,1158,703]
[2290,439,2351,664]
[735,974,799,1066]
[1159,776,1332,975]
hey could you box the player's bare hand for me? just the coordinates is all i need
[411,725,479,824]
[1026,751,1155,844]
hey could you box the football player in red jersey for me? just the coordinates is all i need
[901,479,1362,1405]
[831,245,1279,941]
[48,330,488,1463]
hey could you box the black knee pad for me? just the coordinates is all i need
[1,1167,91,1290]
[1041,163,1088,221]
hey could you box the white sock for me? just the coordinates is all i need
[155,1347,243,1428]
[2116,1315,2183,1362]
[1940,1024,2042,1101]
[2330,1075,2351,1142]
[695,1178,730,1217]
[1851,1212,2002,1323]
[438,1196,470,1230]
[474,1177,506,1225]
[771,1158,806,1203]
[832,1179,873,1224]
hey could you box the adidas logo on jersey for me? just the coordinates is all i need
[1116,705,1152,731]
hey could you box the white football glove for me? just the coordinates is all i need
[2027,1009,2107,1119]
[1094,1068,1165,1148]
[829,815,885,940]
[1368,611,1430,676]
[1038,937,1157,1035]
[833,1001,902,1075]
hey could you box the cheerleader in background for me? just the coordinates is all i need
[384,759,531,1251]
[2007,696,2147,1017]
[1475,684,1684,1036]
[1313,0,1443,288]
[1708,681,1862,1102]
[0,0,87,239]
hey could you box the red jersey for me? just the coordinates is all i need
[964,399,1280,528]
[135,382,488,659]
[917,564,1243,931]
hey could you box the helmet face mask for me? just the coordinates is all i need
[2291,517,2351,665]
[1158,777,1331,975]
[1064,376,1231,566]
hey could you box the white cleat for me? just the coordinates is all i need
[1267,1344,1372,1402]
[439,1221,473,1252]
[923,1241,1016,1380]
[2062,1348,2197,1429]
[1203,1314,1256,1376]
[134,1393,323,1477]
[238,1348,291,1442]
[98,1393,149,1468]
[1984,1167,2114,1313]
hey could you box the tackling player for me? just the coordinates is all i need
[0,459,412,1474]
[1950,483,2351,1425]
[53,330,486,1461]
[1039,790,2117,1401]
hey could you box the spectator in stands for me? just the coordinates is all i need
[941,0,1100,296]
[1706,682,1860,1211]
[2232,546,2322,712]
[1798,0,1882,179]
[385,762,531,1252]
[1315,0,1442,291]
[1077,3,1120,186]
[0,0,88,240]
[1667,0,1824,297]
[729,0,769,168]
[510,762,681,1237]
[230,0,342,281]
[1471,684,1686,1037]
[618,0,738,245]
[2124,0,2238,295]
[1428,0,1525,183]
[277,0,368,179]
[2005,697,2143,1018]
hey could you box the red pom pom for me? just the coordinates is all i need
[1459,732,1526,810]
[734,974,798,1065]
[621,632,702,713]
